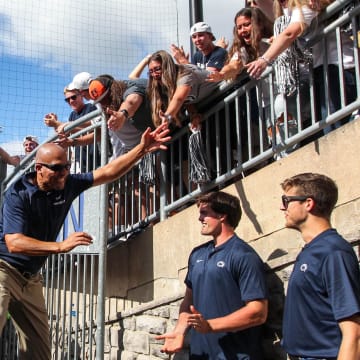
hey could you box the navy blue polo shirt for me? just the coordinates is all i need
[69,102,100,171]
[192,46,227,70]
[0,172,93,274]
[282,229,360,358]
[185,235,267,359]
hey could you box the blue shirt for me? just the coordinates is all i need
[0,172,93,274]
[192,46,227,70]
[185,235,267,359]
[282,229,360,358]
[69,102,100,171]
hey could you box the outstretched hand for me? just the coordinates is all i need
[187,305,212,334]
[44,113,59,128]
[106,108,126,131]
[140,123,171,153]
[155,332,185,354]
[170,44,189,64]
[216,36,229,49]
[53,133,73,149]
[59,232,93,253]
[207,70,225,82]
[55,122,69,135]
[245,58,268,79]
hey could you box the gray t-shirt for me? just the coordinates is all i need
[110,79,153,157]
[176,64,219,104]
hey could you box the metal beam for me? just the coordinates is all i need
[188,0,203,58]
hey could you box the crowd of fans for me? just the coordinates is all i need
[0,0,358,226]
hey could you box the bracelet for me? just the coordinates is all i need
[164,113,173,124]
[259,56,273,66]
[120,109,129,119]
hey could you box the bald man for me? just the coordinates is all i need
[0,124,170,359]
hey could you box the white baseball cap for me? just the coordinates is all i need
[67,72,93,91]
[190,22,216,40]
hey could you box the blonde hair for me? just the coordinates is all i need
[63,87,80,95]
[273,0,333,22]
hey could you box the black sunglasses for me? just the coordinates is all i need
[147,66,162,76]
[38,163,71,172]
[281,195,310,209]
[64,94,79,103]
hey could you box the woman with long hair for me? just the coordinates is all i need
[147,50,219,130]
[208,8,273,160]
[208,7,273,82]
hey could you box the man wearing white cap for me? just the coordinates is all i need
[171,21,227,71]
[43,84,100,173]
[22,135,39,155]
[67,72,93,100]
[0,135,39,173]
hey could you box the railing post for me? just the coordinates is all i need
[188,0,203,57]
[159,150,167,221]
[95,108,109,360]
[0,161,7,205]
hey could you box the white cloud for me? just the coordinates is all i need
[1,0,187,78]
[1,0,244,78]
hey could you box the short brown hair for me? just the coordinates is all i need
[281,173,338,219]
[197,191,242,228]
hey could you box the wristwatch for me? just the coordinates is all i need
[120,109,129,119]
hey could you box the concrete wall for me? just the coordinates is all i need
[102,119,360,359]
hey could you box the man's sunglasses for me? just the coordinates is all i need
[37,163,71,172]
[64,94,79,103]
[281,195,310,209]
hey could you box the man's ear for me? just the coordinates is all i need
[218,213,227,222]
[306,197,316,212]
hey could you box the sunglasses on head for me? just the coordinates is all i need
[281,195,311,209]
[37,163,71,172]
[64,94,79,103]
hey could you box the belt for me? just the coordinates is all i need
[0,260,39,280]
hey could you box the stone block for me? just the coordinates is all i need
[144,305,170,318]
[109,347,121,360]
[123,330,149,354]
[123,316,136,331]
[110,325,122,348]
[150,344,171,359]
[136,315,167,335]
[169,305,179,320]
[120,350,137,360]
